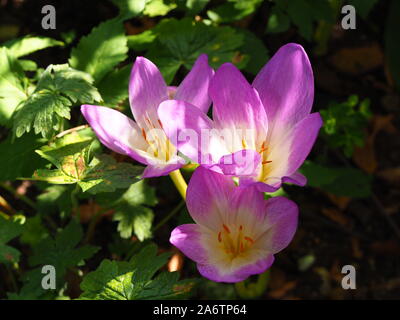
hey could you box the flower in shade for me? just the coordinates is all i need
[81,54,214,178]
[170,166,298,283]
[158,43,323,191]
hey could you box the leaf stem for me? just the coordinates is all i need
[169,169,187,200]
[153,200,185,232]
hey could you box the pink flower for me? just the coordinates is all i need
[158,43,323,191]
[81,54,214,178]
[170,167,298,283]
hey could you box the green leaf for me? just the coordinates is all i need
[0,133,46,181]
[300,161,372,198]
[37,185,73,217]
[3,36,64,58]
[207,0,263,23]
[0,47,27,126]
[20,215,49,246]
[113,180,157,240]
[385,0,400,91]
[79,244,196,300]
[144,0,177,17]
[0,215,24,264]
[236,29,269,75]
[185,0,210,15]
[266,6,291,34]
[348,0,378,19]
[320,95,371,157]
[32,128,143,193]
[127,30,156,51]
[29,220,99,284]
[69,18,128,83]
[147,18,244,83]
[78,154,143,194]
[97,64,131,106]
[111,0,146,19]
[13,64,101,138]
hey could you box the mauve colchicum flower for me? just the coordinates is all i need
[158,43,323,191]
[81,54,214,178]
[170,167,298,283]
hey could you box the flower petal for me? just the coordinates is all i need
[129,56,168,128]
[197,254,274,283]
[175,54,214,113]
[257,196,298,254]
[158,100,219,164]
[170,224,209,264]
[260,112,322,188]
[186,167,235,230]
[284,112,322,175]
[210,149,261,177]
[141,161,184,178]
[209,63,268,149]
[282,171,307,186]
[253,43,314,136]
[81,105,149,164]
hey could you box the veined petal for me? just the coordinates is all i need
[158,100,220,164]
[258,112,322,189]
[175,54,214,113]
[186,167,235,230]
[253,43,314,137]
[170,224,209,264]
[81,105,149,164]
[282,112,322,175]
[257,196,298,254]
[129,56,168,128]
[210,63,268,149]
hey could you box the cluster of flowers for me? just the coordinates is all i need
[81,43,322,283]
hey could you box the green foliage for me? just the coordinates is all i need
[267,0,333,40]
[348,0,379,19]
[9,220,98,299]
[69,18,128,83]
[113,180,157,241]
[144,0,177,17]
[0,216,24,264]
[32,128,143,194]
[320,95,372,157]
[97,64,132,106]
[0,133,46,181]
[207,0,263,23]
[13,64,101,138]
[300,161,372,198]
[145,18,245,83]
[111,0,146,19]
[0,47,27,126]
[3,36,63,58]
[79,244,196,300]
[19,215,48,246]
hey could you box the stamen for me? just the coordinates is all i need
[241,138,247,149]
[262,160,272,165]
[244,236,254,244]
[260,142,268,153]
[141,128,147,141]
[218,232,222,242]
[158,119,163,129]
[223,224,231,234]
[239,225,243,232]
